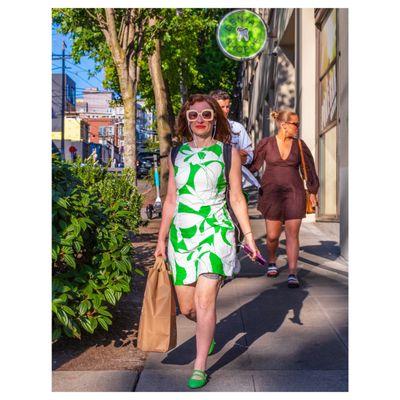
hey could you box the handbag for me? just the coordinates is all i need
[137,257,177,352]
[297,139,316,214]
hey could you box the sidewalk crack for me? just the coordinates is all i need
[131,370,142,392]
[312,296,348,351]
[251,374,256,391]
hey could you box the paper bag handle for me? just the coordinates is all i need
[153,256,170,272]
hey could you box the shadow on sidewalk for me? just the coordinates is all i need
[281,239,341,262]
[161,280,309,371]
[221,237,285,288]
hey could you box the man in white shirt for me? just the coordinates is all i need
[210,90,260,274]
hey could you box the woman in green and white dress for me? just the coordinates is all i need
[154,94,260,389]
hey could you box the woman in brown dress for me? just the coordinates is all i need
[249,110,319,287]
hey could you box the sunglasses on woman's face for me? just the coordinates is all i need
[186,109,214,122]
[286,121,300,127]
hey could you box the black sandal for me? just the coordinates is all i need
[287,274,300,288]
[266,263,279,277]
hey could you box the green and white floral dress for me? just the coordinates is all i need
[168,141,236,285]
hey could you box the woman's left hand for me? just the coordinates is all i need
[309,193,318,207]
[243,233,261,261]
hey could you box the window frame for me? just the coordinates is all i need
[315,8,340,222]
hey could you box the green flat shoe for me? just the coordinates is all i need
[187,369,208,389]
[208,338,216,355]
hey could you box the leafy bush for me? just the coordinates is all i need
[52,155,143,341]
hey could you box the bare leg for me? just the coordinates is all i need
[284,219,302,274]
[265,220,283,263]
[193,274,221,371]
[175,283,196,322]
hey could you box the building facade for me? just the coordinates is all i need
[82,88,114,114]
[52,73,76,132]
[51,113,90,161]
[240,8,348,259]
[77,88,120,165]
[52,73,91,160]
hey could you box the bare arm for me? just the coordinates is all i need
[154,155,177,258]
[229,148,251,234]
[229,148,260,259]
[248,137,267,173]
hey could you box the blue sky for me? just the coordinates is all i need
[52,26,106,98]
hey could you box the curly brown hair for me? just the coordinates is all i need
[175,94,231,144]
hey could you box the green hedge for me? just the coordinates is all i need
[52,155,143,341]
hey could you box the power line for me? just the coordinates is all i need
[65,60,104,85]
[67,70,99,88]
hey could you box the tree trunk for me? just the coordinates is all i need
[115,69,137,176]
[164,79,176,139]
[148,36,174,197]
[99,8,142,176]
[122,93,136,175]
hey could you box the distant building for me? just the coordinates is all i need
[76,88,120,165]
[82,87,113,114]
[85,117,118,164]
[52,73,90,160]
[52,73,76,132]
[76,98,88,113]
[75,90,155,165]
[52,112,90,161]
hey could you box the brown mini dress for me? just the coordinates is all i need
[249,136,319,221]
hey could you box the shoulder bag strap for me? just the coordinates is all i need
[297,139,308,183]
[170,144,182,166]
[223,142,232,185]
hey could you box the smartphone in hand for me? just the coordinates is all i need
[241,244,267,266]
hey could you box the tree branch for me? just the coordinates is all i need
[85,8,107,29]
[128,19,146,89]
[126,8,136,55]
[117,9,129,43]
[104,8,124,62]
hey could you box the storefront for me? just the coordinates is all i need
[240,8,348,258]
[315,8,348,257]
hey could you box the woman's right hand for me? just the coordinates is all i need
[244,233,261,262]
[154,239,167,260]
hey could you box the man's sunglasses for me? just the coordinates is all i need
[186,109,214,122]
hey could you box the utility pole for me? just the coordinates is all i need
[60,41,66,159]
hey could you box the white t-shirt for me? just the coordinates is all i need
[229,120,253,164]
[228,119,260,189]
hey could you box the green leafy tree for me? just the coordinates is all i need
[139,9,240,193]
[53,8,240,193]
[139,9,239,115]
[52,8,156,172]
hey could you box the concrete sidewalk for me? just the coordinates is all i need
[136,198,348,392]
[52,371,140,392]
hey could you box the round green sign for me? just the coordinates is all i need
[217,9,268,61]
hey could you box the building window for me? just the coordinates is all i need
[106,126,113,137]
[319,9,337,133]
[99,126,107,138]
[66,83,76,106]
[316,9,338,220]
